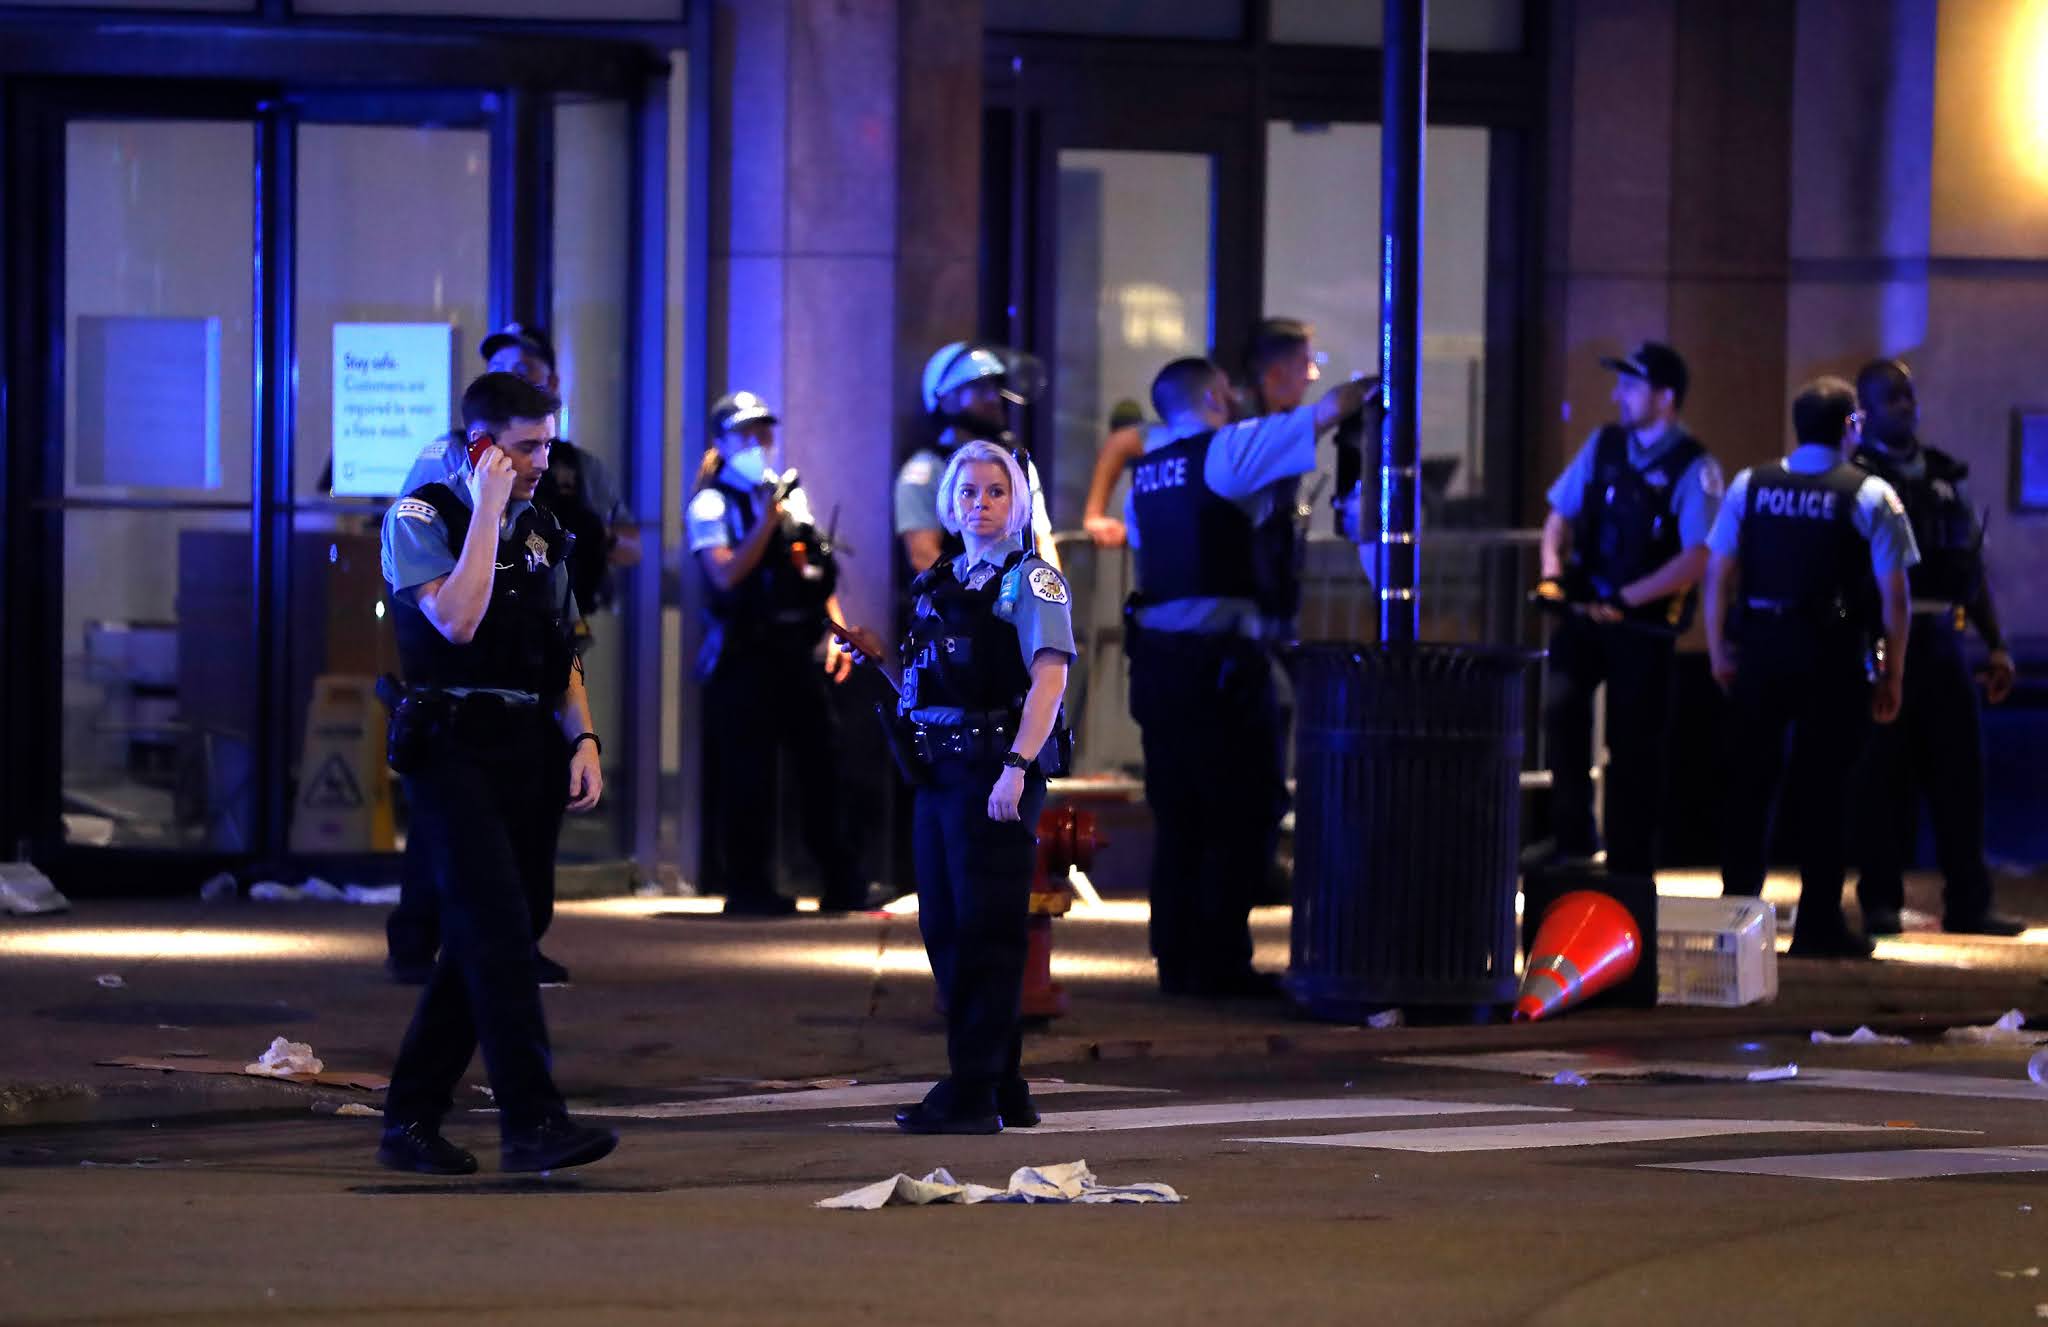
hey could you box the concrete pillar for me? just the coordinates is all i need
[691,0,982,889]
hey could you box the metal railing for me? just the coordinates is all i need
[1048,527,1558,782]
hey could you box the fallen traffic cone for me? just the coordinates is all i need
[1514,889,1642,1022]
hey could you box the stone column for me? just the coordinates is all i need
[691,0,982,889]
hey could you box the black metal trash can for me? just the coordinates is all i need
[1283,642,1540,1020]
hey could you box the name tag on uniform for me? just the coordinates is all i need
[1754,487,1838,520]
[1132,455,1188,494]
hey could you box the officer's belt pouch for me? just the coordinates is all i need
[909,716,1011,764]
[386,692,454,774]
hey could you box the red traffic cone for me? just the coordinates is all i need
[1515,890,1642,1022]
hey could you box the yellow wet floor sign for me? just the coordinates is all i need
[290,674,395,853]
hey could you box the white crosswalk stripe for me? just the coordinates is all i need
[835,1096,1566,1133]
[1236,1117,1903,1153]
[1396,1051,2048,1104]
[578,1081,1163,1120]
[1648,1146,2048,1182]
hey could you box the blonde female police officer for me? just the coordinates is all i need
[851,439,1073,1134]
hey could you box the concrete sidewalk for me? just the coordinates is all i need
[3,882,2045,1128]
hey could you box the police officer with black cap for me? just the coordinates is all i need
[1849,359,2023,936]
[1123,356,1374,998]
[1705,376,1918,959]
[895,341,1060,577]
[1536,341,1724,873]
[845,438,1073,1134]
[385,322,635,984]
[375,371,617,1174]
[687,390,875,916]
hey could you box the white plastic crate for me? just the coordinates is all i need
[1656,895,1778,1007]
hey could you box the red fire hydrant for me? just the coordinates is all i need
[1022,804,1104,1020]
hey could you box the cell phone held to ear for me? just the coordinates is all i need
[466,433,496,468]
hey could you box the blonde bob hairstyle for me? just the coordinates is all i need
[936,439,1034,539]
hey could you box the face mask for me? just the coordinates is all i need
[725,443,779,487]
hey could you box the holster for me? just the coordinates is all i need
[875,703,927,787]
[381,683,454,775]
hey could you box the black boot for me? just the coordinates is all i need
[894,1079,1001,1135]
[996,1077,1040,1128]
[501,1117,620,1173]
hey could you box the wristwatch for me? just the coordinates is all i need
[1000,751,1030,771]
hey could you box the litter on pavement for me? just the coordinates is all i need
[245,1038,324,1077]
[1810,1026,1912,1046]
[1944,1010,2048,1047]
[818,1161,1181,1209]
[0,861,70,915]
[244,879,402,905]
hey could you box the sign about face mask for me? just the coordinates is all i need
[331,322,455,498]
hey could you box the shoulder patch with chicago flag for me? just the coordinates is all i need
[1027,565,1068,605]
[393,498,439,524]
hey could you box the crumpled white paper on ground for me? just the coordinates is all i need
[245,1037,324,1077]
[818,1160,1181,1210]
[1944,1010,2048,1047]
[1810,1026,1912,1046]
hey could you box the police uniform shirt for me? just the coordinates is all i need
[686,466,820,554]
[402,436,626,531]
[381,475,582,700]
[1706,443,1921,576]
[894,448,1054,545]
[1547,422,1725,549]
[1864,443,1984,611]
[1121,404,1320,637]
[903,533,1076,724]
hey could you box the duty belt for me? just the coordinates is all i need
[908,716,1014,764]
[1909,599,1967,628]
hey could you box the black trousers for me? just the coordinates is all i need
[1128,630,1286,987]
[387,759,556,966]
[385,710,569,1134]
[913,760,1045,1090]
[1720,636,1870,943]
[1853,617,1993,924]
[1543,615,1677,872]
[703,637,863,906]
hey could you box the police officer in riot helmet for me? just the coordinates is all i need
[895,341,1061,576]
[846,440,1074,1134]
[688,391,876,916]
[374,371,617,1174]
[1849,360,2023,936]
[1705,376,1919,960]
[1123,356,1375,998]
[1535,342,1724,874]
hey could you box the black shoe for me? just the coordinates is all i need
[721,893,799,918]
[1176,968,1286,1000]
[893,1101,1003,1135]
[1861,909,1904,937]
[500,1117,619,1173]
[816,883,897,914]
[1788,927,1876,960]
[533,951,571,986]
[1943,914,2028,937]
[376,1121,478,1176]
[386,955,435,986]
[996,1078,1040,1128]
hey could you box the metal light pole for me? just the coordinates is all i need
[1378,0,1426,644]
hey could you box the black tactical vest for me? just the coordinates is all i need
[388,483,577,696]
[1571,425,1707,630]
[1851,443,1981,607]
[1735,460,1871,643]
[535,438,615,614]
[703,479,839,638]
[1129,430,1262,606]
[899,551,1036,717]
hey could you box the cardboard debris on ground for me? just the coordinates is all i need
[98,1056,387,1092]
[819,1160,1181,1210]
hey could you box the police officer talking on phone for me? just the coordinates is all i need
[374,371,617,1175]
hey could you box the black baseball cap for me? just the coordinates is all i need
[478,322,556,368]
[710,390,778,434]
[1599,341,1687,400]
